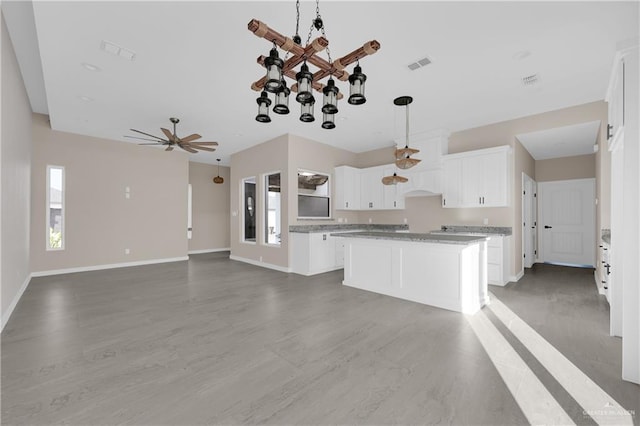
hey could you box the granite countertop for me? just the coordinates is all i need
[602,229,611,244]
[289,224,409,233]
[436,225,513,236]
[331,231,488,245]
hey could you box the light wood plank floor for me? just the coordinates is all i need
[2,254,637,425]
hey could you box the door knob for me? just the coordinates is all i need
[544,225,552,229]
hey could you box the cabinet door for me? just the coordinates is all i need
[442,157,462,208]
[461,156,482,206]
[308,233,335,272]
[481,152,508,206]
[382,166,405,209]
[609,61,625,138]
[360,167,384,209]
[334,166,361,210]
[333,236,345,267]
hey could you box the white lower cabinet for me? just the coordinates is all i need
[290,232,345,276]
[487,235,511,286]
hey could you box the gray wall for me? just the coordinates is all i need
[30,113,189,273]
[1,13,33,328]
[188,161,230,253]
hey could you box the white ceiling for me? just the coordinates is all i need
[2,1,638,165]
[516,120,601,160]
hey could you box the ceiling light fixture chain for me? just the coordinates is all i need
[294,0,301,45]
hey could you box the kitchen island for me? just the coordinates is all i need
[333,232,489,314]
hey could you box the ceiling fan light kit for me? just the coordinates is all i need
[127,117,219,154]
[249,0,380,129]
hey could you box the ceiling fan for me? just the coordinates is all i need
[125,117,218,153]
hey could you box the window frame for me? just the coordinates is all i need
[263,170,282,247]
[46,165,65,251]
[241,176,257,244]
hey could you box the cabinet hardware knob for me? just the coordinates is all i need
[607,124,613,140]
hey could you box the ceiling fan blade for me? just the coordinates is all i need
[124,135,163,142]
[180,133,202,143]
[161,128,174,142]
[188,141,218,146]
[130,129,167,141]
[139,143,164,145]
[179,144,198,154]
[189,145,216,152]
[165,145,174,151]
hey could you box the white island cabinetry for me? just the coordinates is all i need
[338,232,489,314]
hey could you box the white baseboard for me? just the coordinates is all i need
[2,273,32,332]
[188,248,230,255]
[229,255,292,273]
[31,256,189,278]
[509,269,525,283]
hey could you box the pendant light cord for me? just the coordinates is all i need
[405,103,410,148]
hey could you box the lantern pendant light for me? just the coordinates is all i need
[273,79,291,115]
[296,62,314,104]
[394,95,421,169]
[322,78,339,114]
[300,96,316,122]
[255,90,272,123]
[213,159,224,184]
[322,112,335,129]
[348,62,367,105]
[264,44,284,93]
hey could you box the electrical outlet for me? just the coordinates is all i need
[483,218,489,225]
[125,248,130,255]
[368,218,372,224]
[403,218,408,224]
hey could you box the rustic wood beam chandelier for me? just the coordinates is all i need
[249,0,380,129]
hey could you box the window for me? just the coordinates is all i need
[298,169,331,219]
[47,165,65,250]
[242,177,256,243]
[264,172,281,246]
[187,184,192,239]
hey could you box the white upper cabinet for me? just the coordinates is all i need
[382,165,406,209]
[442,146,511,208]
[608,62,625,140]
[334,166,361,210]
[360,166,385,210]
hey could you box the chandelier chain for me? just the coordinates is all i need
[295,0,300,40]
[303,0,333,72]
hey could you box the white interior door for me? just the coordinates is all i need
[538,179,595,267]
[522,173,537,268]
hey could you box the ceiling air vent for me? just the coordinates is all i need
[407,56,432,71]
[100,40,136,61]
[521,73,540,86]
